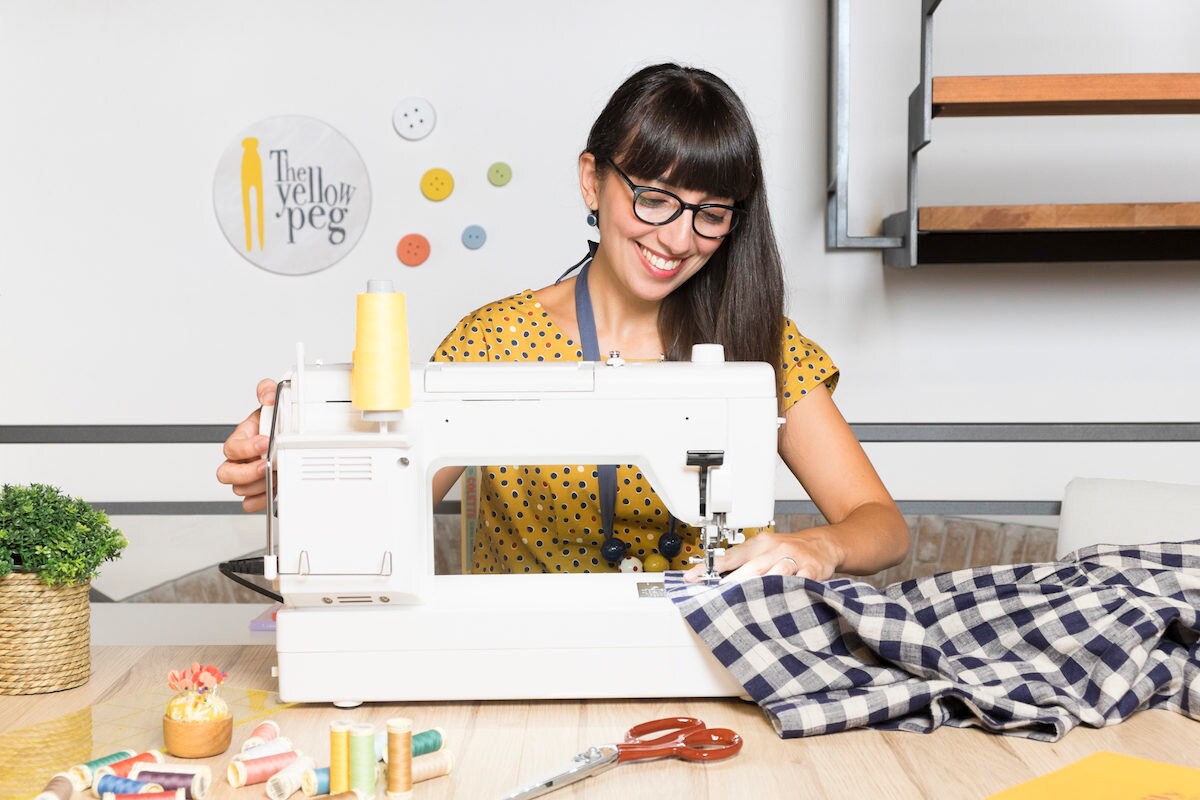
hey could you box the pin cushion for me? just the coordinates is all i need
[161,663,232,758]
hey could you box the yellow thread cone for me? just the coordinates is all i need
[351,281,411,411]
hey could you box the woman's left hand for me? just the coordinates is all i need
[681,529,845,584]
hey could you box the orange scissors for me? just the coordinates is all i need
[499,716,743,799]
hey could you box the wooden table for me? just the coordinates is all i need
[3,646,1200,799]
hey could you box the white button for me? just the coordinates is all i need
[393,97,436,141]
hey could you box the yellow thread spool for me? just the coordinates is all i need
[351,280,411,411]
[329,720,351,794]
[386,718,413,800]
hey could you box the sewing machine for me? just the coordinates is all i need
[262,284,781,704]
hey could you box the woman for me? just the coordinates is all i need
[217,63,910,582]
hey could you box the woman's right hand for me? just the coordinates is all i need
[215,379,277,512]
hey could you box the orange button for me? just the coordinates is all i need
[396,233,430,267]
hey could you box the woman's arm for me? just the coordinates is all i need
[685,385,909,582]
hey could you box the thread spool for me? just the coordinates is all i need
[375,727,445,762]
[350,280,412,411]
[326,792,366,800]
[233,736,294,761]
[412,728,445,757]
[301,767,329,797]
[348,724,377,796]
[94,751,164,782]
[92,775,163,797]
[127,766,210,800]
[34,774,75,800]
[70,749,137,790]
[241,719,281,752]
[386,718,413,800]
[265,754,314,800]
[412,749,454,784]
[329,720,351,794]
[101,792,184,800]
[227,751,299,788]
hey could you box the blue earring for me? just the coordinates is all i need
[586,210,598,227]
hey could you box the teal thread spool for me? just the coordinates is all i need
[68,749,135,790]
[375,727,446,761]
[348,723,377,796]
[411,728,444,757]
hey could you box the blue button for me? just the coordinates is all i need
[461,225,487,250]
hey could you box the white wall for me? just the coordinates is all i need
[1,1,1198,599]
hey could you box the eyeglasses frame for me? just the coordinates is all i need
[603,157,742,240]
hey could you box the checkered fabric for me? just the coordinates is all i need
[665,542,1200,741]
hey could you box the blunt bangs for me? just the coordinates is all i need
[596,70,760,203]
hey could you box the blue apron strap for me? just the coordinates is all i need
[573,254,618,543]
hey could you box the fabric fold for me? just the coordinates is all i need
[665,542,1200,740]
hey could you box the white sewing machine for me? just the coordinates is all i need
[263,284,780,704]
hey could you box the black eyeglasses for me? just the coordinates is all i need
[604,158,742,240]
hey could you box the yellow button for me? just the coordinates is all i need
[420,168,454,201]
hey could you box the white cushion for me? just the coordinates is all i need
[1056,477,1200,559]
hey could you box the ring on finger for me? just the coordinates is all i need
[777,556,799,574]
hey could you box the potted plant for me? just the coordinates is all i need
[0,483,127,695]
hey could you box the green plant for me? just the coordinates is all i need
[0,483,127,586]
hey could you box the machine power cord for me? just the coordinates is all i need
[218,557,284,603]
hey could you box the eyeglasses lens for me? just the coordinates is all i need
[632,190,736,238]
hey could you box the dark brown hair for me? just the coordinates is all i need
[585,63,784,386]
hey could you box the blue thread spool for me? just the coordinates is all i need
[94,775,158,795]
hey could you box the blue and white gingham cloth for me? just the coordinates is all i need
[665,542,1200,741]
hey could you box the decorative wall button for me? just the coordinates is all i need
[420,168,454,201]
[393,98,437,141]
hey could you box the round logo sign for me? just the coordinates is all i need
[213,115,371,275]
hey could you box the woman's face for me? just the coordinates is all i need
[580,153,732,304]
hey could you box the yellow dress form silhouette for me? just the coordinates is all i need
[240,137,264,251]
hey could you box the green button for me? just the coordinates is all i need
[487,161,512,187]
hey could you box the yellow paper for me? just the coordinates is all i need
[989,752,1200,799]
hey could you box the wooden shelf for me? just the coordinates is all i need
[932,73,1200,117]
[913,202,1200,264]
[918,202,1200,232]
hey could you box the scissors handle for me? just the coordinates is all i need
[624,717,706,744]
[618,717,743,763]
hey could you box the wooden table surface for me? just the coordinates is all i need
[3,645,1200,799]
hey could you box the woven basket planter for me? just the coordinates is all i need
[0,572,91,695]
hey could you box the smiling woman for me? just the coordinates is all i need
[216,62,911,582]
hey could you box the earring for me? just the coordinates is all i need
[586,210,598,227]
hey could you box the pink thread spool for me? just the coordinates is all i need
[227,751,300,788]
[241,719,281,752]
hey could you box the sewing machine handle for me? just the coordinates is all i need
[262,378,291,580]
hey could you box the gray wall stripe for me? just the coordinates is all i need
[2,422,1196,444]
[93,499,1060,516]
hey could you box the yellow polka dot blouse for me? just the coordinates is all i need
[433,290,839,574]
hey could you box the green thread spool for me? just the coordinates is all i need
[348,724,376,796]
[411,729,444,757]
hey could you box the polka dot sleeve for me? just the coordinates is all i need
[780,318,839,413]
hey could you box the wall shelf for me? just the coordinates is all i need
[931,73,1200,117]
[827,0,1200,267]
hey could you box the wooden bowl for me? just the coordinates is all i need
[162,714,233,758]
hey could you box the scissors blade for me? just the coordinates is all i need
[498,744,620,800]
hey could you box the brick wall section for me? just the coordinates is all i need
[773,514,1059,589]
